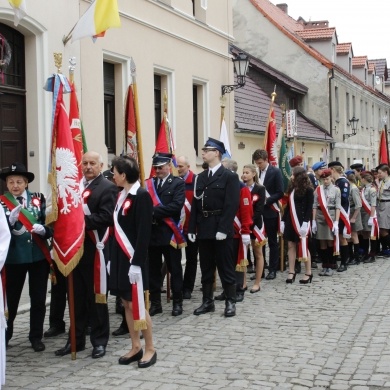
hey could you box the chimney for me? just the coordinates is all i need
[276,3,288,14]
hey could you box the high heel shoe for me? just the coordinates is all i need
[285,272,296,284]
[299,274,313,284]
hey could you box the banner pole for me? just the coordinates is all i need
[68,271,77,360]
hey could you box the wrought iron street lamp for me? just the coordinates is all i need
[221,52,249,96]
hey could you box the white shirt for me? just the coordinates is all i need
[259,163,269,185]
[208,163,222,177]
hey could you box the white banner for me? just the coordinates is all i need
[286,109,297,138]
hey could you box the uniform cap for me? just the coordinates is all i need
[344,170,354,176]
[152,152,173,167]
[312,161,326,171]
[319,168,332,178]
[328,161,344,169]
[202,137,226,155]
[289,155,303,168]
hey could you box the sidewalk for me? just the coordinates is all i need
[5,258,390,389]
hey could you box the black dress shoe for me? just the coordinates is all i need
[55,341,85,356]
[236,291,244,302]
[183,290,192,299]
[112,326,129,336]
[119,349,143,365]
[31,340,45,352]
[138,351,157,368]
[193,299,215,315]
[265,271,276,280]
[224,300,236,317]
[214,291,225,301]
[149,303,162,316]
[337,264,348,272]
[92,345,106,359]
[44,326,66,338]
[171,302,183,316]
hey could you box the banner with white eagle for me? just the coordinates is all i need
[44,73,85,276]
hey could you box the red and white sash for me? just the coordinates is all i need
[361,187,379,240]
[233,216,249,271]
[81,183,109,304]
[317,186,339,255]
[289,190,310,262]
[113,184,146,331]
[339,205,351,239]
[265,189,282,234]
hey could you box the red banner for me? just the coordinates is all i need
[46,76,85,276]
[264,108,278,167]
[379,128,389,165]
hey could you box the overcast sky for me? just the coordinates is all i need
[272,0,390,63]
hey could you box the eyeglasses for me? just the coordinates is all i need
[154,166,164,170]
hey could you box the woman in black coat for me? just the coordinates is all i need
[282,166,314,284]
[109,156,156,368]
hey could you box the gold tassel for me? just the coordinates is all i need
[95,293,107,304]
[298,257,308,263]
[255,240,267,247]
[134,319,148,331]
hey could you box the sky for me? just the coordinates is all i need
[272,0,390,63]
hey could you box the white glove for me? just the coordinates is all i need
[32,224,45,236]
[129,265,142,284]
[299,221,308,237]
[241,234,250,246]
[280,221,285,234]
[311,220,317,234]
[368,217,374,226]
[332,221,339,234]
[9,204,22,225]
[106,261,111,275]
[188,233,196,243]
[216,232,227,240]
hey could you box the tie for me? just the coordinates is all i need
[157,180,163,190]
[16,196,24,206]
[208,170,212,179]
[83,179,89,188]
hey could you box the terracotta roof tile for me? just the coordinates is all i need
[369,59,388,79]
[352,56,368,68]
[368,62,375,73]
[336,43,352,55]
[296,27,336,41]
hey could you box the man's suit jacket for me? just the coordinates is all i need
[150,174,185,246]
[83,174,117,266]
[262,164,284,219]
[188,166,240,240]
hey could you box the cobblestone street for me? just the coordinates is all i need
[5,257,390,389]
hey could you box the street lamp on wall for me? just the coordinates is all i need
[221,52,249,96]
[343,116,359,141]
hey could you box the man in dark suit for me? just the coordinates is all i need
[55,151,117,359]
[146,153,185,317]
[188,138,240,317]
[252,149,284,280]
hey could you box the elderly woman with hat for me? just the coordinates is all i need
[359,171,378,263]
[0,162,52,352]
[344,170,363,265]
[312,168,341,276]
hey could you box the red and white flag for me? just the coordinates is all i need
[45,74,85,276]
[264,108,278,167]
[379,128,389,165]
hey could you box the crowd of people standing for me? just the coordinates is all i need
[1,140,388,373]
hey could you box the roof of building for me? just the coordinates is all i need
[352,56,368,68]
[336,43,352,55]
[368,62,375,73]
[295,27,336,42]
[234,74,331,142]
[369,59,388,79]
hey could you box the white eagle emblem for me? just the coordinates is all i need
[56,147,81,214]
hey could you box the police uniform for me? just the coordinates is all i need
[189,138,240,317]
[147,153,185,317]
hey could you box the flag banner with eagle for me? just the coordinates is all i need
[44,74,85,276]
[69,81,87,180]
[264,108,278,167]
[124,84,138,162]
[379,128,389,165]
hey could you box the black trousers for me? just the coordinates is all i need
[182,236,198,293]
[48,260,67,330]
[6,259,49,342]
[72,259,109,347]
[149,245,183,301]
[263,217,279,272]
[198,238,236,287]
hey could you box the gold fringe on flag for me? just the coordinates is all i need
[134,319,148,331]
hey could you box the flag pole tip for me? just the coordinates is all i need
[54,53,63,74]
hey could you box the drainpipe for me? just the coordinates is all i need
[328,68,335,159]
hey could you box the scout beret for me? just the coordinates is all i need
[289,155,303,168]
[312,161,326,171]
[319,168,332,178]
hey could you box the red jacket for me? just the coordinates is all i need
[234,183,253,238]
